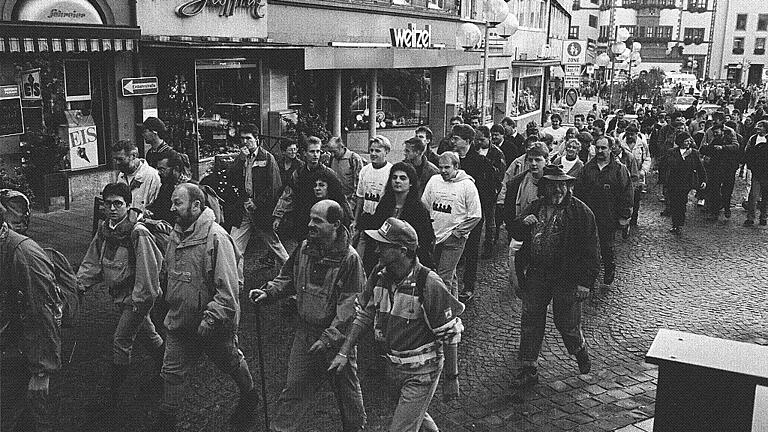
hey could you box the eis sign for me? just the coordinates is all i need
[390,24,432,49]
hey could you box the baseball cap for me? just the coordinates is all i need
[364,217,418,252]
[139,117,167,134]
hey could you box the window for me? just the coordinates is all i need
[759,14,768,31]
[756,37,766,54]
[687,0,706,10]
[428,0,446,9]
[64,60,91,103]
[346,69,430,131]
[588,14,598,28]
[684,27,705,43]
[569,26,580,39]
[598,25,611,42]
[621,25,636,37]
[736,14,747,30]
[511,75,542,116]
[590,0,598,4]
[733,37,745,54]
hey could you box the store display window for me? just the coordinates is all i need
[345,69,430,131]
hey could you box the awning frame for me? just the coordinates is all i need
[0,21,140,53]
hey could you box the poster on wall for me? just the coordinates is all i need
[64,110,98,170]
[0,85,24,137]
[20,69,42,101]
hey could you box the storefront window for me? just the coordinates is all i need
[345,69,430,131]
[195,60,260,159]
[513,75,542,115]
[457,70,484,111]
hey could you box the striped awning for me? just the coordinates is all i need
[0,22,140,53]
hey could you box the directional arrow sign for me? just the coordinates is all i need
[121,77,158,97]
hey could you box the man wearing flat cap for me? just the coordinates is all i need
[330,217,465,431]
[508,165,600,390]
[140,117,175,168]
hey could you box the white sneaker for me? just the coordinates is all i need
[697,199,705,207]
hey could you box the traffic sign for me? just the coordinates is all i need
[121,77,158,97]
[565,88,578,107]
[561,40,587,65]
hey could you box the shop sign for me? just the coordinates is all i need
[0,85,24,137]
[390,24,432,49]
[16,0,103,25]
[64,110,98,171]
[495,68,510,81]
[562,40,587,65]
[121,77,159,97]
[175,0,266,19]
[21,69,42,101]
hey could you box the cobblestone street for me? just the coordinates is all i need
[35,176,768,432]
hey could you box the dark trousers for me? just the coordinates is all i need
[630,187,643,224]
[597,225,616,274]
[1,356,56,432]
[519,273,586,368]
[668,188,691,228]
[481,201,496,249]
[746,178,768,221]
[461,219,483,290]
[707,169,737,215]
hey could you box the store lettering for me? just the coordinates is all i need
[69,126,97,148]
[47,9,87,19]
[175,0,266,19]
[390,24,431,49]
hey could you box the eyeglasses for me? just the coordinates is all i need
[104,200,126,209]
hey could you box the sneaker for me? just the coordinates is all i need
[575,348,592,374]
[698,199,706,207]
[761,220,768,226]
[512,367,539,389]
[744,219,755,227]
[230,388,260,426]
[669,226,682,235]
[458,290,475,303]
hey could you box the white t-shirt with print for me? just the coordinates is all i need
[356,162,392,215]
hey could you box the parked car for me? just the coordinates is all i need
[673,96,697,112]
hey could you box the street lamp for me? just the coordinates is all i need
[607,27,630,111]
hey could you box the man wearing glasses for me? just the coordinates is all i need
[228,123,289,268]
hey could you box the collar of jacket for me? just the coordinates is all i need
[104,213,137,243]
[173,207,215,244]
[377,258,422,292]
[120,159,151,183]
[303,226,350,263]
[0,222,7,241]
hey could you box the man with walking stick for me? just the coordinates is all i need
[250,199,367,432]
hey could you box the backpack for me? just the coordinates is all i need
[1,230,81,329]
[200,184,225,226]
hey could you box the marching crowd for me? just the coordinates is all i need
[1,94,764,431]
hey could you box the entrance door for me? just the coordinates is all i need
[748,64,764,85]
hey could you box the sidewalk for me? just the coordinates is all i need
[28,204,93,266]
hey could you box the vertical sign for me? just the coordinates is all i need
[20,69,42,100]
[0,85,24,137]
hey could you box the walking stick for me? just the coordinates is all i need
[254,303,269,430]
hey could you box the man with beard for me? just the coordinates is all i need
[112,139,161,212]
[508,165,599,389]
[249,200,366,432]
[329,217,465,431]
[150,183,259,430]
[574,136,633,286]
[146,151,190,224]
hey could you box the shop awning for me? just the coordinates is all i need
[0,22,140,53]
[510,58,562,67]
[303,46,481,70]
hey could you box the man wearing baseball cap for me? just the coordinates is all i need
[330,217,465,431]
[508,165,600,389]
[140,117,175,168]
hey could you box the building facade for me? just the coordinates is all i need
[711,1,768,84]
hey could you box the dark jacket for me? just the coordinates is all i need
[273,163,339,239]
[503,170,533,230]
[501,133,526,166]
[425,147,440,166]
[574,158,634,230]
[744,134,768,181]
[509,195,601,291]
[410,156,439,197]
[0,224,62,375]
[483,145,507,192]
[664,147,707,191]
[460,149,499,204]
[227,147,282,228]
[277,154,305,196]
[699,132,740,173]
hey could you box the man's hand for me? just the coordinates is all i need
[245,199,256,212]
[522,215,538,226]
[327,354,349,374]
[700,182,707,190]
[575,285,590,301]
[28,374,50,398]
[249,288,267,304]
[197,319,214,337]
[272,218,281,232]
[308,339,329,354]
[618,218,629,226]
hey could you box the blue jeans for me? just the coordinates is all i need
[433,235,467,297]
[113,304,163,365]
[271,327,366,432]
[388,357,444,432]
[519,273,586,368]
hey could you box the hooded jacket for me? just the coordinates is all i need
[162,207,242,331]
[421,170,482,244]
[264,227,363,348]
[117,159,161,212]
[78,212,163,311]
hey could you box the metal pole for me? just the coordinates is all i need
[333,70,342,137]
[607,27,618,111]
[481,23,490,125]
[254,303,270,430]
[368,70,377,141]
